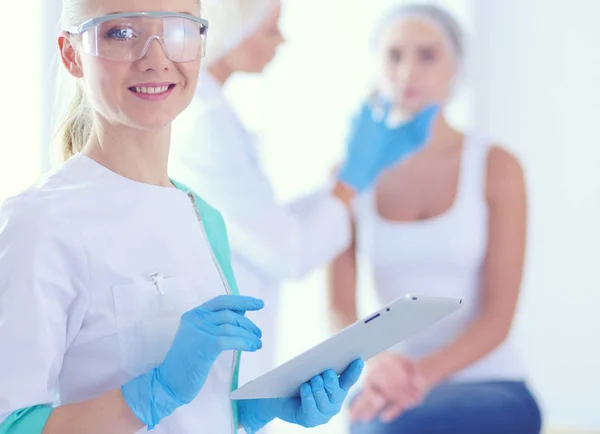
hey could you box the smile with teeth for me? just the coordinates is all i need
[131,85,172,94]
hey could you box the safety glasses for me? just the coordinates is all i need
[64,12,209,62]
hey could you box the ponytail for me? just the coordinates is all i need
[53,79,92,162]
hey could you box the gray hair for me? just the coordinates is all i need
[373,3,464,62]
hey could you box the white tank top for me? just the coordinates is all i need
[355,134,525,382]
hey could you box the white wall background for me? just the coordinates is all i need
[470,0,600,430]
[0,4,42,200]
[228,0,599,432]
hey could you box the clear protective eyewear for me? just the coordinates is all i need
[65,12,209,62]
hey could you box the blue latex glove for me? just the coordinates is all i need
[121,295,264,430]
[337,102,439,192]
[238,359,364,434]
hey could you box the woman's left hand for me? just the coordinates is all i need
[238,359,364,434]
[350,353,427,423]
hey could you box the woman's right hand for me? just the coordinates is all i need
[121,295,264,429]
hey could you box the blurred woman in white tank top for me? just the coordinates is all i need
[328,4,542,433]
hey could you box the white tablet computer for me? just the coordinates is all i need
[230,294,462,400]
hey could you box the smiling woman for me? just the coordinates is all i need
[0,0,364,433]
[55,5,206,162]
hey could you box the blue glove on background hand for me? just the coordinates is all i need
[121,295,264,430]
[337,102,439,192]
[378,104,439,170]
[238,359,364,434]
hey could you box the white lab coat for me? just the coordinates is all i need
[0,155,236,433]
[170,70,352,387]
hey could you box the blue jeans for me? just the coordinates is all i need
[350,381,542,434]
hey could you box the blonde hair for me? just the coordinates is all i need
[201,0,278,65]
[54,0,93,162]
[54,80,92,162]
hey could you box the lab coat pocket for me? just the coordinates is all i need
[112,276,200,377]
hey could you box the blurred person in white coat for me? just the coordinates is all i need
[170,0,438,393]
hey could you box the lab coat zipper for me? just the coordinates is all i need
[186,192,237,434]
